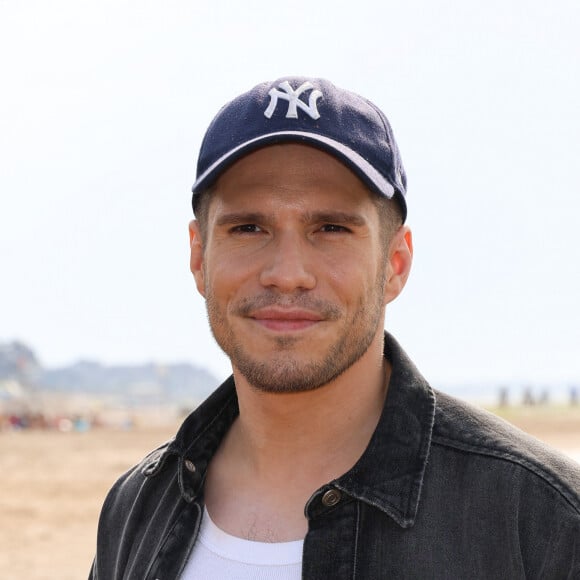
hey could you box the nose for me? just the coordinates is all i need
[259,231,316,292]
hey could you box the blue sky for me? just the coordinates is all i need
[1,0,579,389]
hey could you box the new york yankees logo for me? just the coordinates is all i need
[264,81,323,120]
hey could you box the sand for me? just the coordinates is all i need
[0,406,578,579]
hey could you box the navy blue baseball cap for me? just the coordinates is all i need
[192,76,407,222]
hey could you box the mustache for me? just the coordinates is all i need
[233,293,342,319]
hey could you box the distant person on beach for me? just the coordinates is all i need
[90,77,580,578]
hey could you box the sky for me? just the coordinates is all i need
[1,0,579,391]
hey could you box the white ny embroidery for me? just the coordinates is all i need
[264,81,323,120]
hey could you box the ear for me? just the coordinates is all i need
[383,226,413,305]
[189,220,206,297]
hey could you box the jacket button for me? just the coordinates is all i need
[184,459,196,473]
[321,489,341,507]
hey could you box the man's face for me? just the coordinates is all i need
[191,144,393,393]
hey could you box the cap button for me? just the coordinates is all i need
[184,459,196,473]
[321,489,342,507]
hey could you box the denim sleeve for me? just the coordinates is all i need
[543,514,580,579]
[517,469,580,579]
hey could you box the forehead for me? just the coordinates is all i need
[206,143,378,215]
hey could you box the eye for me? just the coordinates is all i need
[230,224,262,234]
[319,224,350,233]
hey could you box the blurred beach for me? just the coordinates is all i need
[0,405,578,579]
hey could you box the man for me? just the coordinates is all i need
[91,77,580,579]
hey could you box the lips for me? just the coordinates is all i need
[249,307,323,332]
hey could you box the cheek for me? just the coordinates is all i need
[321,262,382,308]
[204,255,256,302]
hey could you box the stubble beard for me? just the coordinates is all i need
[205,274,386,394]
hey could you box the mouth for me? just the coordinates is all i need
[249,307,324,332]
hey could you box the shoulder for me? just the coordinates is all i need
[431,390,580,515]
[96,377,239,537]
[92,380,238,578]
[98,438,177,519]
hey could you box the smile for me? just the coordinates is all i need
[249,308,323,332]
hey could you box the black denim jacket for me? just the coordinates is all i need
[90,334,580,579]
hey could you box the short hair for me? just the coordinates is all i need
[370,194,404,254]
[192,186,212,241]
[192,186,403,255]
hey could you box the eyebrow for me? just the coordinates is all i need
[214,212,271,227]
[304,211,367,227]
[215,210,368,228]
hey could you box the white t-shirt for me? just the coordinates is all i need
[180,508,303,579]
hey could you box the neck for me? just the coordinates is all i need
[229,330,388,482]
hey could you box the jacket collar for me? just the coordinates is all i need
[334,333,436,528]
[165,333,435,527]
